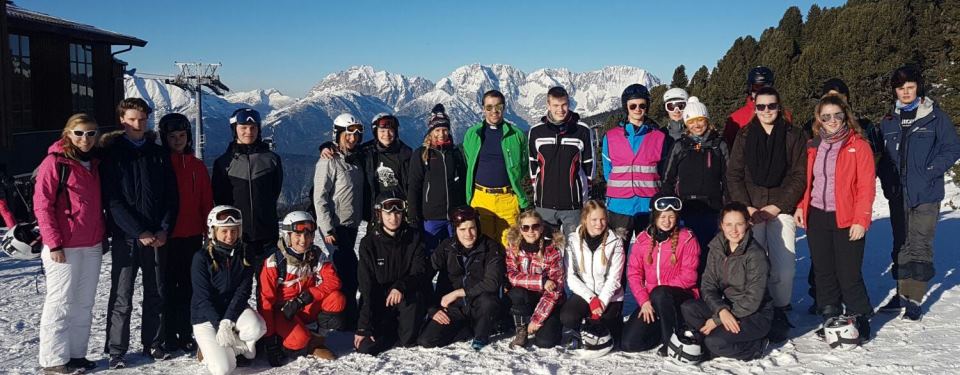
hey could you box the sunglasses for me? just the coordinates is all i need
[665,101,686,112]
[71,130,98,138]
[215,209,242,225]
[483,104,505,113]
[282,220,317,233]
[755,103,780,112]
[377,198,407,213]
[628,103,648,111]
[653,196,683,212]
[819,112,846,123]
[520,223,543,233]
[344,124,363,134]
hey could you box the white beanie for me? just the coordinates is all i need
[682,97,709,123]
[663,87,689,102]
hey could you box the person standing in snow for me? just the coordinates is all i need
[34,114,105,374]
[602,84,671,242]
[211,108,283,266]
[795,94,875,342]
[191,206,266,375]
[721,66,792,148]
[158,113,213,354]
[259,212,345,364]
[528,86,595,237]
[660,97,728,276]
[621,195,701,355]
[876,65,960,321]
[503,209,566,349]
[354,192,428,355]
[313,113,365,332]
[680,202,772,361]
[661,88,689,141]
[101,98,179,368]
[462,90,531,246]
[558,200,626,350]
[725,87,806,343]
[418,206,506,351]
[359,113,413,227]
[407,104,467,255]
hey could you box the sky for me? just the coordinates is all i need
[17,0,847,98]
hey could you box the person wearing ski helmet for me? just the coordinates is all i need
[503,209,566,349]
[158,112,213,354]
[795,94,875,343]
[661,96,728,275]
[259,211,345,364]
[34,114,105,374]
[722,66,792,147]
[408,104,467,255]
[726,86,805,343]
[419,206,506,351]
[312,112,365,332]
[528,86,596,238]
[212,107,283,264]
[559,200,625,351]
[601,84,672,243]
[101,98,179,367]
[622,195,701,356]
[680,202,772,361]
[356,113,412,228]
[462,90,531,247]
[190,205,266,375]
[876,65,960,321]
[354,191,429,355]
[662,88,690,141]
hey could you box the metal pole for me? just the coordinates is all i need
[195,74,203,160]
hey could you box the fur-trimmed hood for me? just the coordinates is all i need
[99,129,158,148]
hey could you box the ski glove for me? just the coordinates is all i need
[589,297,604,320]
[281,291,315,320]
[216,320,238,347]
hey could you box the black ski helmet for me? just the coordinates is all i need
[746,66,775,93]
[158,113,194,153]
[620,84,651,112]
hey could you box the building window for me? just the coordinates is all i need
[9,34,32,131]
[69,43,94,114]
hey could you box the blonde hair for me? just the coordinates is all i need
[646,210,680,265]
[60,113,98,161]
[206,230,251,272]
[577,200,609,274]
[506,209,564,261]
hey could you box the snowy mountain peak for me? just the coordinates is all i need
[310,65,433,109]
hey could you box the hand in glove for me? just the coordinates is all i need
[216,320,238,347]
[281,291,315,320]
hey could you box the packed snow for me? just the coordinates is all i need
[2,176,957,374]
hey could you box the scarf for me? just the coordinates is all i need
[896,99,920,112]
[584,232,603,252]
[431,138,452,148]
[745,120,789,188]
[650,227,671,243]
[820,124,851,144]
[520,240,540,254]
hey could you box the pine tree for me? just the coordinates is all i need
[671,65,688,89]
[648,85,669,125]
[688,65,710,98]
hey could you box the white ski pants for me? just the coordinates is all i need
[194,308,266,375]
[38,244,103,367]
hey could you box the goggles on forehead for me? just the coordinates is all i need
[377,198,407,213]
[214,209,242,226]
[281,220,316,233]
[653,196,683,212]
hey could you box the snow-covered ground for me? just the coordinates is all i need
[2,177,959,374]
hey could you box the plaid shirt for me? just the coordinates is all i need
[505,243,564,326]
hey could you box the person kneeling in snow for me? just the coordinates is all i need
[259,211,345,365]
[191,206,266,375]
[354,191,429,355]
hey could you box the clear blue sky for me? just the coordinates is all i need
[19,0,846,98]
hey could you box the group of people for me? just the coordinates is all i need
[8,63,960,374]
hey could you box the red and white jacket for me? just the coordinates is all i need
[505,237,565,327]
[259,244,341,336]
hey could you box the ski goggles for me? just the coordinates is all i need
[449,206,478,224]
[755,103,780,112]
[520,223,543,233]
[214,209,242,226]
[281,220,316,233]
[343,124,364,134]
[373,115,399,129]
[665,101,687,112]
[230,108,261,126]
[71,129,99,138]
[653,196,683,212]
[376,198,407,213]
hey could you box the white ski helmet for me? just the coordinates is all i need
[333,113,361,128]
[578,320,613,359]
[663,87,690,103]
[823,315,860,350]
[207,205,242,239]
[666,330,705,364]
[1,223,42,260]
[279,211,317,247]
[333,113,364,142]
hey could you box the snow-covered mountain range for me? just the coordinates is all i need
[123,64,660,208]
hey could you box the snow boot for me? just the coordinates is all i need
[509,325,529,349]
[235,354,252,367]
[767,306,794,343]
[902,299,923,322]
[264,334,284,367]
[561,328,581,351]
[879,297,903,313]
[107,355,125,369]
[308,333,336,360]
[470,338,490,351]
[656,345,668,357]
[66,358,97,372]
[42,364,81,375]
[856,315,871,343]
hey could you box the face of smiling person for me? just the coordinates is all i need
[547,95,569,121]
[483,96,505,125]
[755,94,780,126]
[686,117,709,137]
[818,103,845,134]
[68,123,98,153]
[626,98,648,124]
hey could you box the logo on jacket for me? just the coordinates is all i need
[377,162,399,189]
